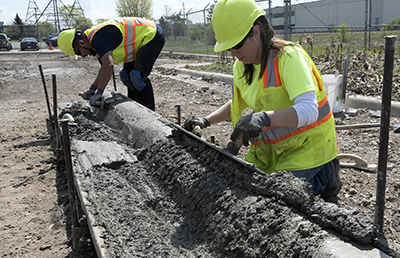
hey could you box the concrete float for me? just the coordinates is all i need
[59,93,399,257]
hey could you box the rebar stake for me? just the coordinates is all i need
[375,35,397,233]
[38,65,52,122]
[52,74,62,158]
[175,104,181,125]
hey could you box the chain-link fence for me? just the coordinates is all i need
[157,0,400,57]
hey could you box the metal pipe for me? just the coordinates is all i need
[175,104,181,125]
[112,68,117,92]
[38,65,52,122]
[52,74,61,152]
[60,119,79,228]
[374,35,397,232]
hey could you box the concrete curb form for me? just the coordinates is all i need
[61,99,394,257]
[169,67,400,117]
[174,67,233,86]
[344,95,400,117]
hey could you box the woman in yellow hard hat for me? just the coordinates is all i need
[184,0,341,202]
[57,17,165,110]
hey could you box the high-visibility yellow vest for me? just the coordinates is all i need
[231,46,337,173]
[85,17,157,64]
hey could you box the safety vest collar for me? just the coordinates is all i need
[262,50,282,88]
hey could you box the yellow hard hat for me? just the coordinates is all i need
[57,29,77,56]
[212,0,265,52]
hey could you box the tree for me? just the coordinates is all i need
[116,0,152,20]
[58,4,91,30]
[383,16,400,31]
[158,12,185,38]
[333,23,350,43]
[96,18,109,24]
[13,14,24,38]
[39,21,56,36]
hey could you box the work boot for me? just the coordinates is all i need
[320,158,342,203]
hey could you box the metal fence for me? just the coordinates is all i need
[2,0,398,56]
[157,0,400,56]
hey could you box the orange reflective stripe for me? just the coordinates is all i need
[87,20,120,42]
[312,65,323,91]
[262,110,332,145]
[251,96,331,147]
[123,18,129,62]
[318,95,328,108]
[274,57,282,86]
[263,66,268,88]
[122,17,136,62]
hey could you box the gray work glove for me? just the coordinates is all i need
[230,111,271,147]
[89,89,104,106]
[82,84,97,100]
[184,115,210,131]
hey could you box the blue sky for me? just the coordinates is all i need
[0,0,212,25]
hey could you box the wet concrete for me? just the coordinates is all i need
[59,96,398,257]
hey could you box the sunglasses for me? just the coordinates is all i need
[73,29,83,55]
[231,27,254,50]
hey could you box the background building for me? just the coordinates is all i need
[267,0,398,33]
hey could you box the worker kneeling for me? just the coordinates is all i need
[184,0,341,203]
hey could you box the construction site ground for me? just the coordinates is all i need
[1,51,400,257]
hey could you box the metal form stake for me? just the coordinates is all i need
[112,68,117,91]
[52,74,62,153]
[60,119,83,250]
[374,35,397,232]
[175,104,181,125]
[60,120,79,228]
[210,135,215,144]
[38,65,52,122]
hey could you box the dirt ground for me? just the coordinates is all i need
[0,51,400,257]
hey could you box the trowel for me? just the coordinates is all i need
[337,153,377,172]
[224,131,243,155]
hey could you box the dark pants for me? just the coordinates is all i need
[124,26,165,111]
[291,158,342,199]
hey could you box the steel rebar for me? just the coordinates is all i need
[38,65,52,122]
[374,35,397,232]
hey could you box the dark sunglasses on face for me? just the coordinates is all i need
[73,29,83,55]
[231,27,254,50]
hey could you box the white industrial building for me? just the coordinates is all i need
[268,0,399,33]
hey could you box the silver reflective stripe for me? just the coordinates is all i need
[260,99,331,141]
[265,50,279,88]
[122,18,135,62]
[135,19,154,27]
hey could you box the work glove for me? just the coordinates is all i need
[129,69,147,91]
[184,115,210,131]
[230,111,271,147]
[89,89,104,106]
[82,84,97,100]
[119,68,133,88]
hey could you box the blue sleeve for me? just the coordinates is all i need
[91,25,123,59]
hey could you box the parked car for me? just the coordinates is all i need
[20,37,40,51]
[0,33,12,51]
[45,34,58,47]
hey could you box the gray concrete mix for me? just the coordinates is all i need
[59,97,399,257]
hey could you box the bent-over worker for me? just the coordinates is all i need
[57,17,165,111]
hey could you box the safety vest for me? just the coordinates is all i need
[85,17,157,64]
[231,47,337,173]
